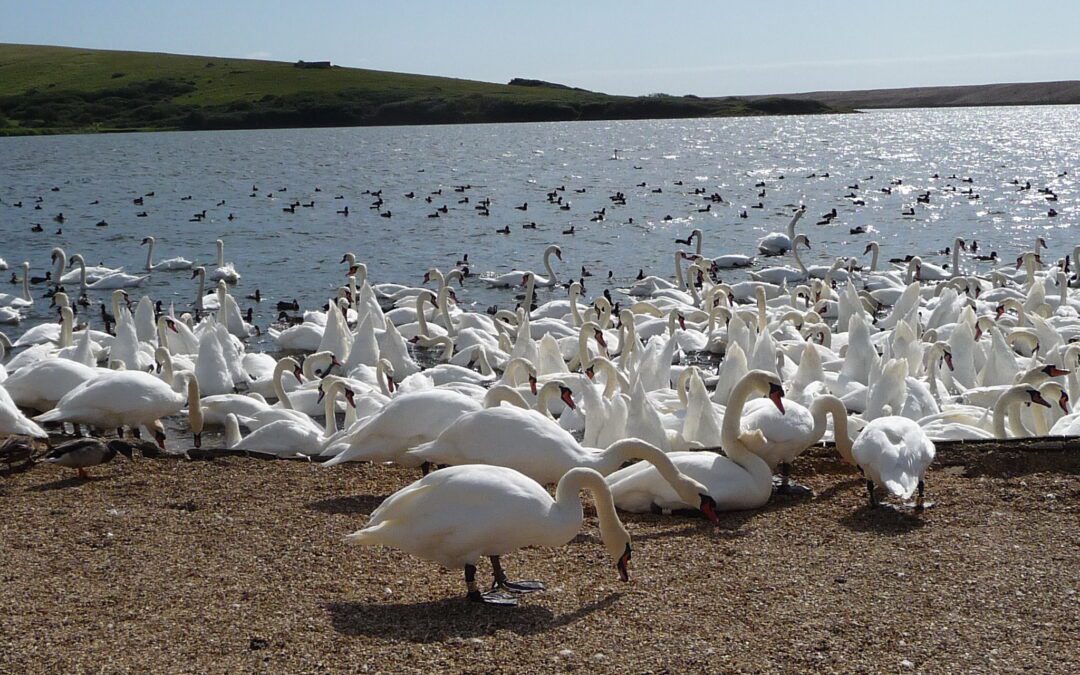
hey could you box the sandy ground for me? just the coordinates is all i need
[1,445,1077,673]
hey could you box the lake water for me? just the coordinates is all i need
[1,106,1076,347]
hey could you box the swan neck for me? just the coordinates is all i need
[674,252,686,289]
[483,384,530,410]
[274,359,294,409]
[187,378,204,433]
[324,382,339,435]
[553,468,622,547]
[225,414,242,448]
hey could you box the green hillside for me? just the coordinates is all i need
[0,44,838,135]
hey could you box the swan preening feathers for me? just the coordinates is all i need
[4,207,1079,608]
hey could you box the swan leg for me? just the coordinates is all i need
[915,480,925,511]
[490,556,545,594]
[465,564,517,606]
[773,463,814,497]
[77,468,89,480]
[132,427,141,440]
[420,462,432,476]
[865,479,878,508]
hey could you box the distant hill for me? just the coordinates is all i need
[744,81,1080,109]
[0,44,838,135]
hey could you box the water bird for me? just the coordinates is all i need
[42,438,135,479]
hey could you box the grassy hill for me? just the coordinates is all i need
[0,44,837,135]
[744,81,1080,109]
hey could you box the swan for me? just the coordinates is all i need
[35,371,188,448]
[625,252,689,296]
[843,416,936,510]
[605,370,783,513]
[224,379,354,457]
[0,384,47,438]
[740,394,850,492]
[481,245,561,288]
[712,254,756,269]
[0,262,32,308]
[208,239,241,282]
[141,236,193,271]
[1,358,99,412]
[51,247,121,285]
[69,254,149,289]
[41,438,134,479]
[320,389,482,466]
[343,464,632,605]
[749,234,810,284]
[757,207,805,256]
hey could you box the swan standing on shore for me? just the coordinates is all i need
[344,464,632,605]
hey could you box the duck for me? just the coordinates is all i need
[41,438,135,479]
[343,464,633,605]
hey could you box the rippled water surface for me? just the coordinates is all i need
[1,106,1077,344]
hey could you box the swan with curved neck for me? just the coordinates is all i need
[605,370,783,513]
[530,245,563,287]
[141,236,193,271]
[344,463,633,605]
[740,394,851,490]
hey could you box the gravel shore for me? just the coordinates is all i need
[1,446,1077,673]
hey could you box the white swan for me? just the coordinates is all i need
[35,371,187,447]
[69,254,149,289]
[481,245,562,288]
[757,207,804,255]
[141,236,193,271]
[0,384,47,438]
[52,247,121,285]
[844,416,936,510]
[605,370,782,513]
[321,389,482,466]
[0,262,32,308]
[749,234,810,284]
[223,379,353,457]
[343,464,632,605]
[208,239,241,283]
[740,394,850,490]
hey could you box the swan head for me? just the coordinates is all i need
[141,236,153,246]
[1024,387,1051,409]
[1041,364,1070,379]
[190,266,205,280]
[149,420,167,450]
[558,384,576,411]
[767,381,786,414]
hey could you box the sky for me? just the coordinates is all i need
[2,0,1079,96]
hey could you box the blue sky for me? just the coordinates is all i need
[3,0,1078,96]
